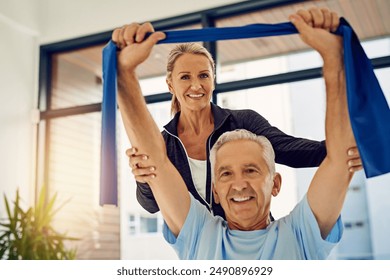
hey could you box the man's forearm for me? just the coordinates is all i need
[117,68,190,236]
[307,55,355,238]
[323,56,355,159]
[117,70,167,161]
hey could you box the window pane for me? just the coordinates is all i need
[362,37,390,59]
[148,101,172,130]
[49,112,120,259]
[128,215,137,235]
[375,67,390,107]
[51,44,104,109]
[140,216,158,233]
[139,75,168,96]
[216,0,390,81]
[217,79,325,143]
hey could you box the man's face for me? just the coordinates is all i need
[212,139,281,231]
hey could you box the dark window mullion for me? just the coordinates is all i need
[39,54,390,120]
[206,0,304,19]
[215,67,323,94]
[40,103,102,120]
[201,13,218,104]
[371,55,390,69]
[38,47,52,203]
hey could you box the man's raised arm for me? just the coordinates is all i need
[290,9,357,238]
[112,23,190,236]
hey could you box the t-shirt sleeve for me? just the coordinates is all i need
[163,195,209,259]
[288,194,343,259]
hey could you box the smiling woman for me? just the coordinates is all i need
[167,50,216,161]
[167,43,216,116]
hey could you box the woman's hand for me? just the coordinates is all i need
[347,146,363,173]
[126,147,156,183]
[112,22,166,72]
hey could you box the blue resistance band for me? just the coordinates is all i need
[100,18,390,206]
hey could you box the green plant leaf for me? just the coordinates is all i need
[3,194,13,230]
[1,188,79,259]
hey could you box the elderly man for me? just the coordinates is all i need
[113,7,361,259]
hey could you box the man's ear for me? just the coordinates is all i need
[166,79,174,94]
[212,183,220,204]
[271,172,282,197]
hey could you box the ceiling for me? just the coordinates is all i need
[56,0,390,80]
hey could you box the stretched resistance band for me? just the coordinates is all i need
[100,18,390,206]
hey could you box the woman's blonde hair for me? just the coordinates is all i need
[166,43,215,116]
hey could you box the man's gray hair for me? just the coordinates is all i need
[209,129,275,182]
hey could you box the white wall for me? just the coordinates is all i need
[0,0,40,32]
[38,0,246,44]
[0,0,40,213]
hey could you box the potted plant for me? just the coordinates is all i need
[0,187,78,259]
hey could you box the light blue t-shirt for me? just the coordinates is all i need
[163,194,343,260]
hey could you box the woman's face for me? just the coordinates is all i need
[167,53,215,113]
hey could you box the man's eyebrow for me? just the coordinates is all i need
[217,165,231,174]
[217,163,261,171]
[244,163,261,169]
[243,163,265,174]
[245,162,263,169]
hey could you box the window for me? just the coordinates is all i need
[128,214,164,236]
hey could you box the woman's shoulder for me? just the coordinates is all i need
[223,107,266,121]
[215,104,260,118]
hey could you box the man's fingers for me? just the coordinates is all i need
[289,13,312,33]
[321,8,332,31]
[330,11,340,32]
[123,23,141,46]
[296,9,313,27]
[112,28,120,44]
[112,28,126,49]
[136,22,155,43]
[292,8,340,33]
[309,7,324,28]
[112,22,160,49]
[289,13,315,45]
[143,31,166,48]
